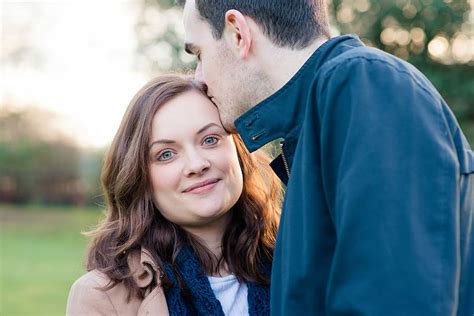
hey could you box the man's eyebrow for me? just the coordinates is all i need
[185,43,198,55]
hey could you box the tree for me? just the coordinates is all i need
[135,0,195,75]
[0,106,101,205]
[134,0,474,145]
[329,0,474,143]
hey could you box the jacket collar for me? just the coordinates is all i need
[235,35,363,153]
[127,247,161,289]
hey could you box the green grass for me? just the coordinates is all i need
[0,204,104,316]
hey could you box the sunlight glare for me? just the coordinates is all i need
[1,1,148,148]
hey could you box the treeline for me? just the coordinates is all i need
[137,0,474,143]
[0,106,104,205]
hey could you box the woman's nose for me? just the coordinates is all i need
[183,150,210,176]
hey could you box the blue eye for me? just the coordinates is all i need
[202,136,218,146]
[157,150,174,161]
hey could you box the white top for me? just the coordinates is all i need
[207,274,249,316]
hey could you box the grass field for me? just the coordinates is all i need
[0,204,104,316]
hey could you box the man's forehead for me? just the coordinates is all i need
[183,0,204,42]
[182,0,220,53]
[183,0,199,28]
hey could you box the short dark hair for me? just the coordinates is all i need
[179,0,331,49]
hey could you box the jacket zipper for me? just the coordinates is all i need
[280,143,290,178]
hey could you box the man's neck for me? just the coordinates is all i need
[261,37,328,92]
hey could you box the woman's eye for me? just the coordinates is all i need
[202,136,218,146]
[157,150,174,161]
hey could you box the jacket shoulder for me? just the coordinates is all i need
[320,45,424,85]
[66,270,118,315]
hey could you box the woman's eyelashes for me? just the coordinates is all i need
[157,149,176,161]
[201,135,219,146]
[154,135,221,162]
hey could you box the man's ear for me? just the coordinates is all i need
[224,9,252,58]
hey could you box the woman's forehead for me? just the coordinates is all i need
[151,91,224,139]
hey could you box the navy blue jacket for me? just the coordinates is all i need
[236,35,474,316]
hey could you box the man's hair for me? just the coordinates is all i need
[179,0,331,49]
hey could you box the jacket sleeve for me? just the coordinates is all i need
[318,55,462,315]
[66,271,117,316]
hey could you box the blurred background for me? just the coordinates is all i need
[1,0,473,314]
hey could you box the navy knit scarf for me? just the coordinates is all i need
[162,246,270,316]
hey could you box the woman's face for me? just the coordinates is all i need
[148,90,243,232]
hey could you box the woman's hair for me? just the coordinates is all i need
[85,74,282,299]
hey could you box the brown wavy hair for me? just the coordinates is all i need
[85,74,282,299]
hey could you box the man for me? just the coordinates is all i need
[179,0,474,314]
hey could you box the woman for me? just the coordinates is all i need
[66,75,282,315]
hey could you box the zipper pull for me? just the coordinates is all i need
[280,142,290,178]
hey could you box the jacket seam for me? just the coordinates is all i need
[321,54,449,315]
[138,287,160,312]
[88,274,119,315]
[434,89,448,316]
[321,55,438,102]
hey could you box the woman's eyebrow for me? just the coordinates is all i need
[149,123,223,148]
[197,123,223,134]
[149,139,175,148]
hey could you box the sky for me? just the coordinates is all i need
[1,1,473,147]
[1,0,159,148]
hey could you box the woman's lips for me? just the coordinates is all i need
[184,179,220,194]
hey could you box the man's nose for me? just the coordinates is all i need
[194,62,207,92]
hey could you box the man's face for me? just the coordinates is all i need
[183,0,252,131]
